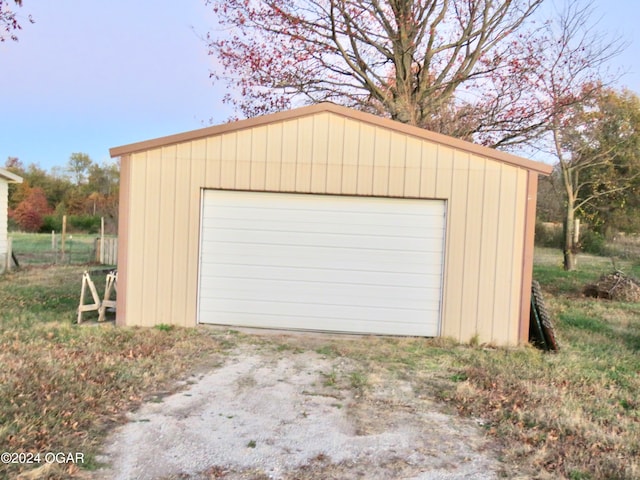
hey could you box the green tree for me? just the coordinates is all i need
[553,88,640,269]
[66,152,92,186]
[573,89,640,236]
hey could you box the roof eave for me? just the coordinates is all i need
[0,168,23,183]
[110,102,553,176]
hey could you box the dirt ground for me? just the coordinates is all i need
[94,339,500,480]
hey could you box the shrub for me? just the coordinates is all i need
[69,215,101,234]
[580,229,607,256]
[37,215,102,234]
[41,215,63,233]
[535,222,563,248]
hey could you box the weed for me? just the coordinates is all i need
[316,345,339,357]
[349,371,368,390]
[155,323,174,332]
[449,372,468,382]
[247,440,257,448]
[321,370,337,387]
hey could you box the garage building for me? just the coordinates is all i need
[110,103,552,345]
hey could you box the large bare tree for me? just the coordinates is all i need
[206,0,544,139]
[0,0,31,42]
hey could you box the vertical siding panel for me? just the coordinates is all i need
[235,129,252,190]
[432,145,453,337]
[403,137,422,197]
[507,170,528,344]
[356,123,375,195]
[265,123,283,191]
[311,113,329,193]
[295,116,314,192]
[126,153,146,326]
[492,165,518,344]
[433,144,452,198]
[420,141,439,197]
[156,146,178,325]
[220,133,238,189]
[372,127,391,196]
[187,140,207,326]
[476,160,501,343]
[326,116,345,194]
[141,150,162,327]
[250,126,267,190]
[115,155,131,325]
[171,142,193,327]
[441,150,469,342]
[280,120,298,191]
[459,155,485,342]
[388,133,406,196]
[204,136,222,188]
[341,119,360,194]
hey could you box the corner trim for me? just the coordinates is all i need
[115,154,131,327]
[519,172,539,344]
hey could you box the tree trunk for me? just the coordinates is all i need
[563,203,577,271]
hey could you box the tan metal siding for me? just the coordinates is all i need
[475,162,502,342]
[171,143,194,327]
[441,151,469,341]
[326,116,345,194]
[187,140,208,327]
[126,152,148,326]
[460,155,487,341]
[265,123,283,191]
[120,110,531,345]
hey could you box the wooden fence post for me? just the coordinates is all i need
[61,215,67,261]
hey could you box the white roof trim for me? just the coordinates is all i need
[0,168,23,183]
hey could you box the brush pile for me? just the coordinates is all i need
[583,271,640,302]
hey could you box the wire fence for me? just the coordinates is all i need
[9,233,117,267]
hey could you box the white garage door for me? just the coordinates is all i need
[198,190,446,336]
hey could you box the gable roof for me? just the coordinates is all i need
[0,167,23,183]
[110,102,553,175]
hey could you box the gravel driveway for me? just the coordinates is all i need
[94,340,500,480]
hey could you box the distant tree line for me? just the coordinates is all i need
[4,153,119,234]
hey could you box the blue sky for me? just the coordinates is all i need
[1,0,639,172]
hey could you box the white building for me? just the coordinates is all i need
[0,168,23,273]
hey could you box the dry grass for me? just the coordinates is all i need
[2,251,640,479]
[0,266,233,479]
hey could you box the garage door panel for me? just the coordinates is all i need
[198,191,445,336]
[200,298,438,321]
[199,280,442,308]
[201,264,438,288]
[202,229,443,252]
[203,216,445,239]
[201,243,443,272]
[205,196,443,218]
[203,244,441,273]
[199,311,438,336]
[200,254,443,276]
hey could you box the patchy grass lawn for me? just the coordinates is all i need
[1,249,639,479]
[0,266,231,479]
